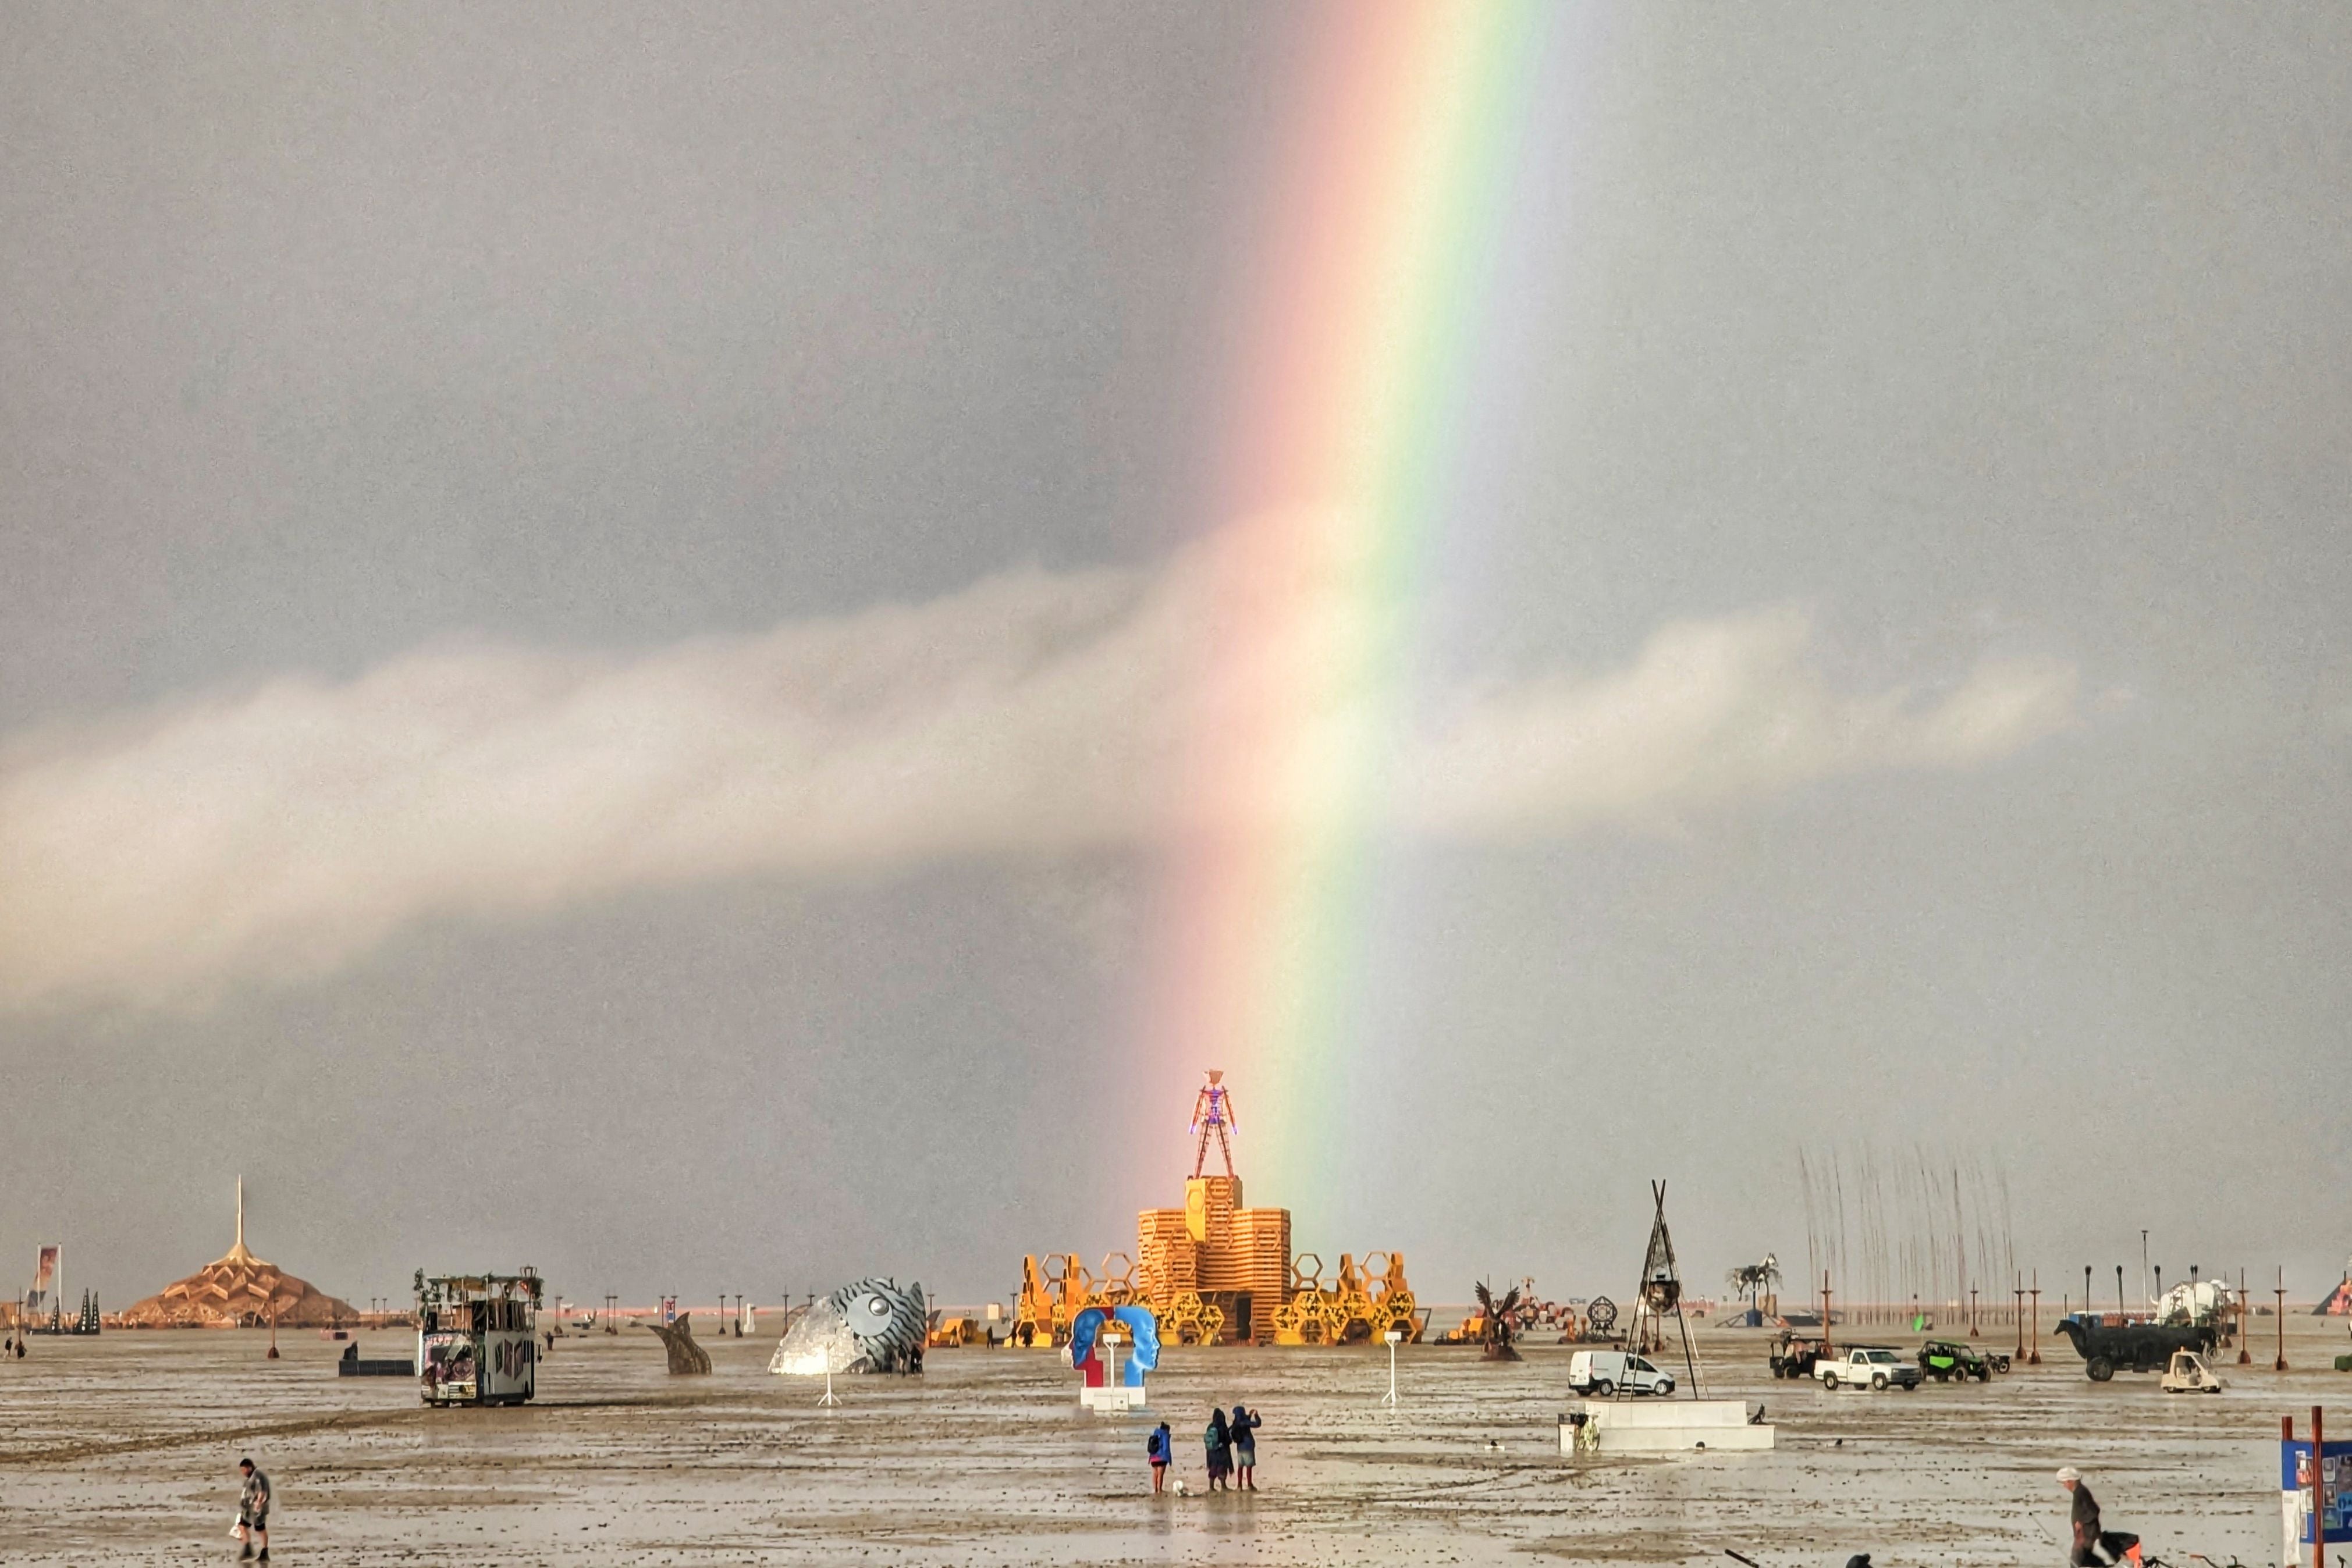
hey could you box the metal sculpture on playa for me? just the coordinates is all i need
[1725,1254,1781,1313]
[1474,1279,1523,1361]
[648,1311,712,1374]
[770,1278,927,1376]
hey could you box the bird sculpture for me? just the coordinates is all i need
[1475,1280,1523,1362]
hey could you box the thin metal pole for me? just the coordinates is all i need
[2276,1268,2289,1371]
[2028,1274,2041,1365]
[2314,1405,2326,1568]
[2240,1268,2253,1365]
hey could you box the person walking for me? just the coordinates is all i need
[1228,1403,1262,1490]
[2058,1467,2141,1566]
[235,1456,272,1562]
[1203,1407,1232,1492]
[1146,1421,1172,1494]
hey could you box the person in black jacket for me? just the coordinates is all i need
[1204,1408,1232,1492]
[2059,1468,2142,1566]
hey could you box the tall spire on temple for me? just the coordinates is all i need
[226,1174,253,1264]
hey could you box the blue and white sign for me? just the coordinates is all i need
[2280,1438,2352,1552]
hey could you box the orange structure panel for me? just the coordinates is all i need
[1141,1178,1291,1340]
[1137,1208,1196,1302]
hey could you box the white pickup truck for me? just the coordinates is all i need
[1814,1346,1922,1390]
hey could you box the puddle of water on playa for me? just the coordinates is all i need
[3,1315,2346,1565]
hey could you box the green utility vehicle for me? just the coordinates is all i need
[1917,1338,2005,1381]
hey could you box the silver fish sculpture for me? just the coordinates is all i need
[770,1278,925,1376]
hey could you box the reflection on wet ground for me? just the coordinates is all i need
[3,1314,2344,1564]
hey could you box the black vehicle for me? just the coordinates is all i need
[2055,1313,2218,1382]
[1917,1338,2006,1381]
[1768,1332,1824,1379]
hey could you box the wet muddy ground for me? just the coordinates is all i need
[2,1313,2346,1565]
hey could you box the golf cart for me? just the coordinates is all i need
[2158,1349,2223,1393]
[1768,1332,1824,1379]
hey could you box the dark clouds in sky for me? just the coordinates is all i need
[2,3,2347,1308]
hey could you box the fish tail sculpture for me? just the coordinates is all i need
[649,1311,713,1375]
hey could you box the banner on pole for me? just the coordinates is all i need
[2282,1438,2352,1556]
[27,1245,58,1312]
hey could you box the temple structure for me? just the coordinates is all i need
[119,1179,358,1329]
[2317,1256,2352,1316]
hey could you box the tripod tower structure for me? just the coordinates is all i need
[1621,1180,1703,1398]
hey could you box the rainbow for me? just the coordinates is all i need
[1146,2,1557,1207]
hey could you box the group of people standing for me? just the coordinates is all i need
[1145,1405,1261,1494]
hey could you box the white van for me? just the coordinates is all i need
[1568,1349,1675,1396]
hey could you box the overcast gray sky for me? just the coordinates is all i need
[3,3,2347,1314]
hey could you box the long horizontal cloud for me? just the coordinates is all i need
[0,523,2076,1009]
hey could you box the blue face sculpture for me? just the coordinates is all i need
[1068,1304,1160,1387]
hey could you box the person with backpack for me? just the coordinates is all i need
[1204,1407,1232,1491]
[1146,1421,1172,1493]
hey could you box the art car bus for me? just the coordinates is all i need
[415,1268,542,1406]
